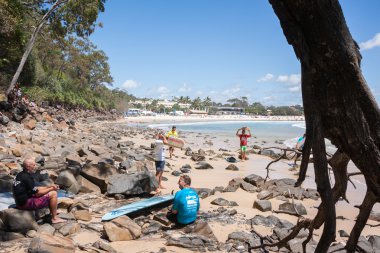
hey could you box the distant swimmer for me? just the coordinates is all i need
[166,126,178,159]
[236,127,252,161]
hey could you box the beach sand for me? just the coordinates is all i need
[105,116,379,252]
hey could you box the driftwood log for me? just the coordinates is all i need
[250,1,380,253]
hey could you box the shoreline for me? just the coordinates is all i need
[122,115,305,124]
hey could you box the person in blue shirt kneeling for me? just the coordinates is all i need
[168,175,200,226]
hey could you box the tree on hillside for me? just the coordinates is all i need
[6,0,106,95]
[258,1,380,252]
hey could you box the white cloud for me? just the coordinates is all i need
[157,86,170,94]
[257,73,274,82]
[289,85,301,92]
[360,33,380,50]
[122,80,141,89]
[222,87,240,95]
[178,83,191,93]
[196,91,203,95]
[258,73,301,85]
[276,74,301,85]
[263,96,272,100]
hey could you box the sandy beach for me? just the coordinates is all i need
[103,116,379,252]
[1,114,379,253]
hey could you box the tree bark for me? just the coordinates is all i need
[6,0,66,95]
[269,0,380,251]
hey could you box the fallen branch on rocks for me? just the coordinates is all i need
[248,218,313,251]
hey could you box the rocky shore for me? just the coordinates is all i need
[0,107,379,253]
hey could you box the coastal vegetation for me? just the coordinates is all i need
[0,0,135,110]
[132,96,304,116]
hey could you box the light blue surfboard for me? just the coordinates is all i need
[102,194,174,221]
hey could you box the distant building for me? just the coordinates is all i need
[157,100,191,109]
[215,107,244,115]
[189,109,208,115]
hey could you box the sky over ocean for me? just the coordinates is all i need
[91,0,380,106]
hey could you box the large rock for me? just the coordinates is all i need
[37,224,56,235]
[368,235,380,252]
[29,232,75,253]
[0,115,10,125]
[211,198,230,206]
[194,188,214,199]
[56,170,80,194]
[23,119,37,130]
[107,171,158,195]
[77,176,101,193]
[192,221,218,242]
[244,174,264,187]
[253,200,272,212]
[0,174,14,192]
[58,222,81,236]
[80,163,118,193]
[369,211,380,222]
[240,181,257,193]
[1,208,38,233]
[73,210,92,221]
[278,202,307,215]
[191,154,205,162]
[224,178,244,192]
[194,162,213,170]
[104,216,141,242]
[250,215,280,227]
[257,190,274,200]
[65,155,82,167]
[227,231,260,248]
[225,164,239,171]
[89,145,109,156]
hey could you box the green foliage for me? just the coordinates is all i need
[23,77,134,111]
[0,0,122,110]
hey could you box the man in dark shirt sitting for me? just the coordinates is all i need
[13,158,65,224]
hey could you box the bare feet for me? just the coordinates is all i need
[52,217,66,224]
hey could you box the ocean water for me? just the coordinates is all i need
[149,121,306,147]
[148,120,338,152]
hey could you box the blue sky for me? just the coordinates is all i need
[90,0,380,106]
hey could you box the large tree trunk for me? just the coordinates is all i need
[6,0,66,95]
[269,0,380,252]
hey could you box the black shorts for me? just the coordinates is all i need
[155,161,165,172]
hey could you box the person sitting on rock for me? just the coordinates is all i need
[167,175,200,226]
[12,158,65,224]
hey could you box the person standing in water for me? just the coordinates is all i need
[236,127,252,161]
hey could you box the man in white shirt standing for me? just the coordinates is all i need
[154,132,168,191]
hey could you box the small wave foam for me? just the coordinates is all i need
[292,122,306,129]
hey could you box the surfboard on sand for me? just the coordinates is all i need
[102,194,174,221]
[166,136,185,148]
